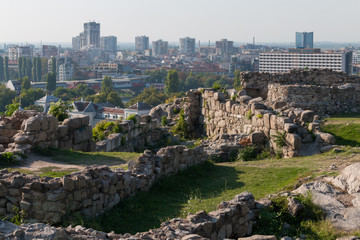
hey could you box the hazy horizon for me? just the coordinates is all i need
[1,0,359,44]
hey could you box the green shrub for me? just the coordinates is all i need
[49,100,72,122]
[236,146,259,161]
[0,152,17,163]
[126,114,137,124]
[272,131,286,148]
[246,110,252,120]
[121,136,126,146]
[173,108,181,114]
[309,130,317,141]
[161,116,168,126]
[253,193,325,239]
[171,109,190,140]
[257,113,263,119]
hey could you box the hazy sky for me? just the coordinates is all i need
[1,0,359,44]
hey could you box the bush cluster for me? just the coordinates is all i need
[92,121,123,142]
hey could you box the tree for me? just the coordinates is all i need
[0,56,4,82]
[101,75,113,94]
[185,72,198,91]
[36,58,42,82]
[25,104,44,112]
[4,102,19,117]
[233,70,242,91]
[4,57,9,81]
[165,70,179,95]
[26,58,32,80]
[94,92,107,104]
[21,77,31,90]
[0,85,16,112]
[49,101,71,122]
[18,57,23,79]
[107,92,124,107]
[126,86,167,107]
[32,57,37,82]
[46,72,56,92]
[51,57,56,74]
[20,88,45,108]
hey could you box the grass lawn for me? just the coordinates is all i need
[7,166,80,178]
[72,148,360,235]
[322,113,360,147]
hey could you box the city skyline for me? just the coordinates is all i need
[1,0,360,44]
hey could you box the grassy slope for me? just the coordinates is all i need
[75,149,360,235]
[322,113,360,147]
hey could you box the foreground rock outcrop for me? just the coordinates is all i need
[293,162,360,231]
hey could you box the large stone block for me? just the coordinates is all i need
[286,133,301,150]
[300,110,315,123]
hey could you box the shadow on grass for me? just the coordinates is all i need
[322,124,360,147]
[72,161,244,234]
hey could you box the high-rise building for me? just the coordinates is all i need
[152,40,168,56]
[58,59,74,81]
[42,45,58,58]
[8,46,33,61]
[259,50,353,74]
[84,22,100,47]
[216,39,234,55]
[179,37,196,54]
[296,32,313,49]
[72,36,81,50]
[101,36,117,53]
[135,36,149,52]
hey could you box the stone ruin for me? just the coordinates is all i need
[0,69,359,238]
[0,110,94,154]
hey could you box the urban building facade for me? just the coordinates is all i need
[179,37,196,54]
[84,22,101,47]
[259,50,353,74]
[58,59,74,81]
[152,40,168,56]
[42,45,58,58]
[296,32,313,49]
[216,39,234,55]
[135,36,149,52]
[8,46,33,61]
[101,36,117,53]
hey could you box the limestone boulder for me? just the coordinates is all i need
[332,163,360,194]
[317,132,336,145]
[285,133,301,150]
[300,110,315,123]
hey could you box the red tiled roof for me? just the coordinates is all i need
[99,107,124,114]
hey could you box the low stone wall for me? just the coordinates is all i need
[0,110,94,154]
[0,145,208,224]
[0,192,256,240]
[241,69,360,113]
[95,115,166,152]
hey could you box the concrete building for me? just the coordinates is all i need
[135,36,149,52]
[42,45,58,58]
[8,46,33,61]
[152,40,168,56]
[84,22,101,47]
[216,39,234,55]
[296,32,313,49]
[101,36,117,53]
[259,50,353,74]
[72,36,81,50]
[179,37,196,54]
[93,62,123,76]
[58,59,74,81]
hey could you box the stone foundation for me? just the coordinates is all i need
[0,191,256,240]
[0,145,208,224]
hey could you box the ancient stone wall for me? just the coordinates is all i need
[0,192,256,239]
[241,69,360,114]
[95,114,166,152]
[0,111,94,154]
[0,145,208,224]
[199,89,335,158]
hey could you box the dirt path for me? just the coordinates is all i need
[19,153,85,171]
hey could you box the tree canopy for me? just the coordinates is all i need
[165,70,179,95]
[0,85,16,113]
[101,76,113,94]
[46,72,56,92]
[21,77,31,90]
